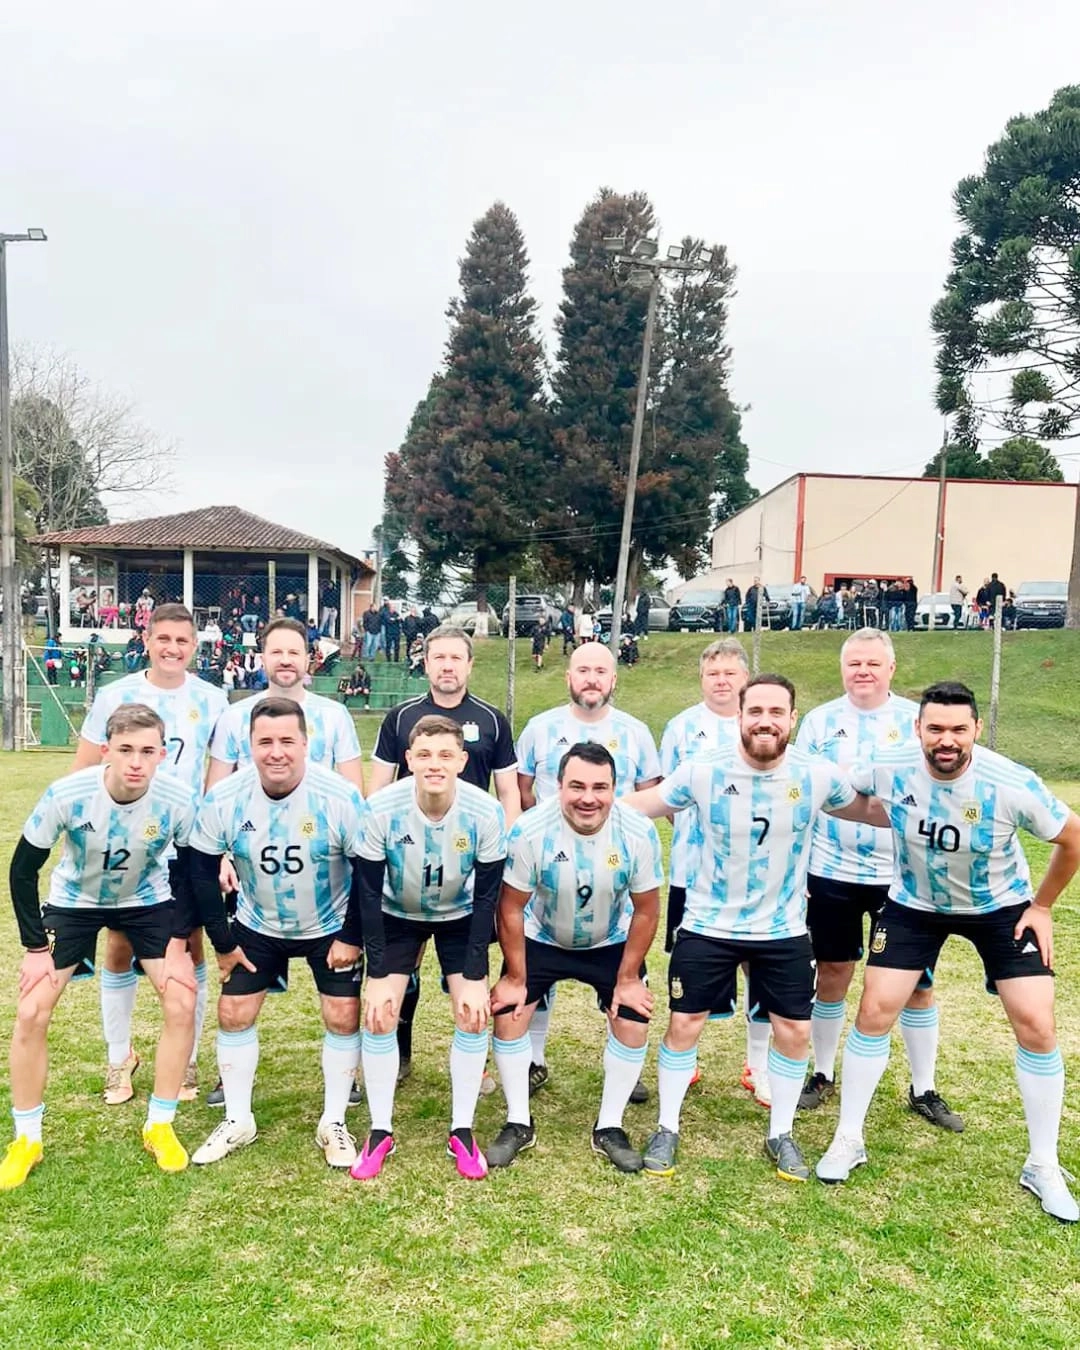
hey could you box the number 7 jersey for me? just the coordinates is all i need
[849,742,1070,915]
[192,762,368,938]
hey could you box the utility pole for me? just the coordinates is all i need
[1,227,48,752]
[603,234,716,654]
[928,422,949,632]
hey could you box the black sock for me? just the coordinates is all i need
[397,971,421,1059]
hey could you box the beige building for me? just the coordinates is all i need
[672,472,1077,599]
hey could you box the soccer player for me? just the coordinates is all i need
[207,617,363,791]
[72,603,229,1106]
[1,706,199,1189]
[515,641,660,1090]
[188,699,368,1169]
[486,743,663,1172]
[350,715,506,1180]
[795,629,961,1131]
[623,674,887,1183]
[367,625,519,1080]
[816,682,1080,1222]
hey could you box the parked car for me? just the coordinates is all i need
[445,602,504,636]
[668,591,724,632]
[750,583,819,631]
[913,593,957,630]
[500,594,563,636]
[597,593,671,634]
[1013,580,1067,629]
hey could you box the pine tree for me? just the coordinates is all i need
[385,203,548,611]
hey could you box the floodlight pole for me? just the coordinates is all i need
[1,229,48,751]
[607,238,712,654]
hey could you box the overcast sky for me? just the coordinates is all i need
[4,1,1080,562]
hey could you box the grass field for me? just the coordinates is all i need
[2,630,1080,1349]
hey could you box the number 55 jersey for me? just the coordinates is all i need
[849,743,1070,916]
[192,762,368,938]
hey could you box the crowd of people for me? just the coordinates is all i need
[355,602,441,663]
[3,613,1078,1231]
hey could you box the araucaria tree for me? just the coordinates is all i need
[385,203,548,611]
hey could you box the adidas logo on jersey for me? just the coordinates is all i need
[555,737,569,746]
[833,728,847,738]
[553,850,569,863]
[900,794,918,807]
[695,730,708,739]
[240,820,256,832]
[723,783,739,796]
[397,834,415,846]
[76,821,96,832]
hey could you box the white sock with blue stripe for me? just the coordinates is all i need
[145,1094,177,1127]
[101,968,138,1065]
[493,1033,532,1126]
[899,1005,939,1096]
[810,999,846,1081]
[530,986,556,1065]
[596,1032,647,1130]
[838,1029,891,1138]
[450,1030,489,1131]
[217,1026,259,1126]
[12,1104,44,1145]
[191,962,208,1065]
[767,1048,809,1137]
[320,1030,361,1129]
[1016,1046,1064,1166]
[657,1041,697,1133]
[361,1031,399,1133]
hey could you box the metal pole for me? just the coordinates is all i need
[0,241,20,751]
[928,429,948,633]
[505,574,516,724]
[988,592,1004,749]
[610,274,660,656]
[751,514,764,675]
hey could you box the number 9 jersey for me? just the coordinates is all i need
[849,742,1071,915]
[192,762,368,939]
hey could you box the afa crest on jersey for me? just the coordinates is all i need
[962,802,981,824]
[300,818,316,837]
[787,784,802,802]
[607,738,619,752]
[143,822,159,840]
[188,707,201,722]
[606,851,621,869]
[886,726,901,743]
[453,834,470,853]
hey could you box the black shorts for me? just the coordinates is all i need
[867,899,1052,993]
[380,912,481,980]
[807,877,935,990]
[668,931,815,1022]
[221,921,363,998]
[43,902,175,980]
[514,937,648,1023]
[665,885,686,954]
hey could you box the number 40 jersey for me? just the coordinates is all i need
[192,762,368,939]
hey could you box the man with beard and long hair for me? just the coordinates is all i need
[817,682,1080,1225]
[623,674,888,1184]
[514,642,660,1093]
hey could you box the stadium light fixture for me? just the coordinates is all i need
[603,235,627,254]
[632,237,658,259]
[26,228,47,242]
[698,247,713,266]
[666,244,684,261]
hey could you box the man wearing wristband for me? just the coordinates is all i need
[187,699,368,1170]
[817,682,1080,1223]
[1,705,198,1189]
[351,716,506,1182]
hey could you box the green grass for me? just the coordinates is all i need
[2,632,1080,1347]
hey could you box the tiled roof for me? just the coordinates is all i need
[31,505,372,570]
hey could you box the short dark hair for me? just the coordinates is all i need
[557,741,616,786]
[105,703,165,742]
[408,714,464,747]
[147,603,195,633]
[739,672,796,710]
[262,617,308,646]
[250,696,307,737]
[919,681,979,720]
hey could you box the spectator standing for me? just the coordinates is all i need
[790,576,811,632]
[903,577,918,631]
[134,588,154,633]
[987,572,1007,623]
[635,590,651,640]
[723,579,742,634]
[948,575,968,629]
[419,606,439,637]
[43,636,63,685]
[383,604,403,663]
[885,580,905,632]
[559,605,575,655]
[744,577,768,631]
[402,607,421,650]
[361,605,383,660]
[576,605,594,645]
[319,579,340,637]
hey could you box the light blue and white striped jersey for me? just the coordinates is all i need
[660,702,740,887]
[23,765,195,911]
[658,744,856,940]
[192,763,367,938]
[516,706,661,802]
[504,798,663,949]
[360,778,506,922]
[850,743,1070,916]
[209,690,361,770]
[796,693,919,885]
[82,672,229,796]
